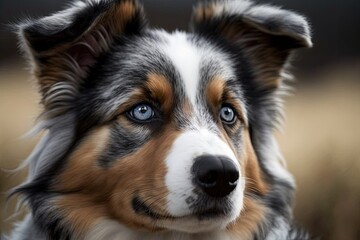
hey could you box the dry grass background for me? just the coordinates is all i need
[0,66,359,239]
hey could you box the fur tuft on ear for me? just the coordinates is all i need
[190,0,312,89]
[18,0,147,118]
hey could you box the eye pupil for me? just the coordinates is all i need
[139,106,147,113]
[130,104,154,121]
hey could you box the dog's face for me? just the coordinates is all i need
[16,0,311,237]
[57,31,250,233]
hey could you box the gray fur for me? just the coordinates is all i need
[7,0,312,239]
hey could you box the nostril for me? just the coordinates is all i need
[222,159,239,185]
[197,170,218,187]
[228,171,239,186]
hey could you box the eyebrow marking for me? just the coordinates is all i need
[206,76,225,114]
[206,77,247,126]
[145,73,174,113]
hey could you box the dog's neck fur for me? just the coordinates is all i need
[9,214,296,240]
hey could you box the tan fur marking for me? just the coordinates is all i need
[146,73,174,114]
[213,108,268,238]
[228,197,267,239]
[34,0,141,110]
[204,76,268,237]
[206,77,238,158]
[224,90,247,125]
[104,0,137,35]
[206,76,247,124]
[54,126,111,191]
[193,3,216,22]
[192,4,287,89]
[243,130,268,195]
[113,74,174,120]
[116,1,137,23]
[108,126,180,231]
[54,123,181,234]
[206,77,225,117]
[53,126,111,234]
[54,194,109,237]
[224,25,286,88]
[206,77,247,159]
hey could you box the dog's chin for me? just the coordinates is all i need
[158,214,237,233]
[132,196,242,233]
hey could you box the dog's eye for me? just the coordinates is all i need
[129,104,154,122]
[220,106,236,124]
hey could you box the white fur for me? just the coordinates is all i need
[162,31,201,106]
[85,219,233,240]
[160,31,240,112]
[155,31,246,233]
[211,0,253,16]
[264,217,290,240]
[8,0,309,238]
[164,129,244,233]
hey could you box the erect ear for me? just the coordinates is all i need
[190,0,312,89]
[18,0,147,118]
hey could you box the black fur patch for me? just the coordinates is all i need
[10,0,312,239]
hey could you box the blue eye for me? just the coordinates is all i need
[130,104,154,122]
[220,106,236,123]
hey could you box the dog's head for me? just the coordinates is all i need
[15,0,311,238]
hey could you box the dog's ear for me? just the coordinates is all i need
[190,0,312,89]
[18,0,147,117]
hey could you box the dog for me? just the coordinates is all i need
[7,0,312,239]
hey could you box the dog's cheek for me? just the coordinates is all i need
[220,125,268,196]
[242,130,268,196]
[108,127,180,230]
[226,129,269,237]
[51,126,113,235]
[227,197,267,239]
[106,154,165,231]
[54,126,112,192]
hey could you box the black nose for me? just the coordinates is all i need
[192,155,239,198]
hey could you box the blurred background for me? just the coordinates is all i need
[0,0,359,239]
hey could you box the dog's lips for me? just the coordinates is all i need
[131,196,228,221]
[132,196,175,220]
[192,207,227,220]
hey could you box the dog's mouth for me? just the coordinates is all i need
[131,196,228,221]
[132,196,175,220]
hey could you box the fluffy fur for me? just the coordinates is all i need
[6,0,312,239]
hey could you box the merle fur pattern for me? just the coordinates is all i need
[6,0,312,239]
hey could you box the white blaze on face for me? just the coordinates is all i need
[159,30,244,222]
[161,31,201,106]
[159,30,237,111]
[164,129,241,217]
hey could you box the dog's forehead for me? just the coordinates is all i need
[91,30,246,119]
[113,30,237,96]
[157,31,236,105]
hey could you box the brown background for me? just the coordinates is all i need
[1,1,360,239]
